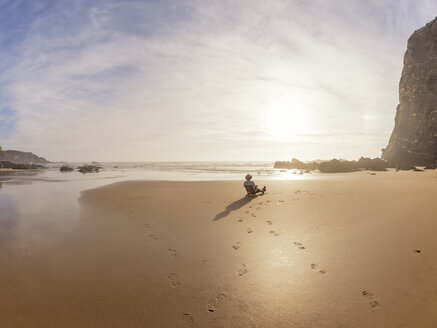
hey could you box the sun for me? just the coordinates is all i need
[262,90,313,142]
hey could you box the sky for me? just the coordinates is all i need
[1,0,437,162]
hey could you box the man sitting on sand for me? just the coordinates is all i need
[244,174,266,195]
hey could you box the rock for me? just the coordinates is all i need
[356,157,388,171]
[0,161,44,169]
[274,158,319,170]
[383,18,437,166]
[319,159,355,173]
[0,149,49,164]
[318,158,388,173]
[60,165,74,172]
[396,165,416,171]
[77,165,101,173]
[276,157,388,173]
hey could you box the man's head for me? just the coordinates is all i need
[245,174,252,181]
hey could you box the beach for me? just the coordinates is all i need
[1,170,437,327]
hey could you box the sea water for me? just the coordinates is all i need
[0,161,319,241]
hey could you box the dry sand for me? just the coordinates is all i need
[2,171,437,327]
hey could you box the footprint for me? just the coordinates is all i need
[362,291,374,298]
[362,291,380,310]
[238,218,244,222]
[238,263,248,276]
[232,242,241,250]
[144,223,150,228]
[267,220,272,225]
[294,242,305,249]
[207,293,227,312]
[247,228,253,234]
[311,264,327,273]
[269,230,279,236]
[251,213,257,217]
[245,211,250,214]
[149,234,159,240]
[168,273,180,288]
[168,248,177,257]
[295,190,311,195]
[181,313,194,327]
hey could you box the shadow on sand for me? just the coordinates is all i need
[214,195,261,221]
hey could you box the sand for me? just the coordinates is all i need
[2,171,437,327]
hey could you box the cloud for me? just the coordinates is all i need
[1,0,437,161]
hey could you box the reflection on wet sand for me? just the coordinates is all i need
[0,170,39,178]
[0,170,40,185]
[0,191,20,232]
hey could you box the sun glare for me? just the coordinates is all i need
[262,90,312,142]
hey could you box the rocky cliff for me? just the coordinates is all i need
[383,18,437,166]
[0,150,50,164]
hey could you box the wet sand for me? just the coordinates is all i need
[2,171,437,327]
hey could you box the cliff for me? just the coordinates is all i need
[0,149,50,164]
[383,17,437,166]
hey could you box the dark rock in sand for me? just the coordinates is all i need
[78,165,102,173]
[383,18,437,166]
[60,165,74,172]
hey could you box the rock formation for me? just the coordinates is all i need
[0,161,45,169]
[77,165,102,174]
[0,149,50,164]
[274,157,388,173]
[383,18,437,166]
[60,165,74,172]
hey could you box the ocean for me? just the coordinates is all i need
[2,161,316,183]
[0,161,319,230]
